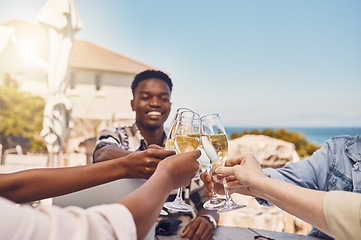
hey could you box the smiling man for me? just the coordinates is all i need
[93,70,218,240]
[93,70,172,170]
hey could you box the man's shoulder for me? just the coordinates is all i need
[325,134,360,146]
[325,135,361,158]
[98,123,135,135]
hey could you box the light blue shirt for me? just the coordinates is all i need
[260,134,361,239]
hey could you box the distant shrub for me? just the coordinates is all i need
[229,128,321,159]
[0,74,46,152]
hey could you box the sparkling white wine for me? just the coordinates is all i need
[174,135,199,153]
[197,147,211,168]
[165,139,175,151]
[201,134,228,166]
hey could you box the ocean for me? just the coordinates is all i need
[225,127,361,146]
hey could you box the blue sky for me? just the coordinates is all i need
[1,0,361,127]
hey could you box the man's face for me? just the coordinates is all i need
[131,78,171,130]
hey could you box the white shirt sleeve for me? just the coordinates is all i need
[0,197,136,240]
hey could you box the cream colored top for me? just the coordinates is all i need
[323,191,361,240]
[0,196,136,240]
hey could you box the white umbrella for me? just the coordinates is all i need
[37,0,82,94]
[0,25,24,73]
[37,0,82,167]
[0,26,16,55]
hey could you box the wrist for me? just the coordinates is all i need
[247,175,269,194]
[200,214,217,229]
[151,168,174,193]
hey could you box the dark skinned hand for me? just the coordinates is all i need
[181,215,214,240]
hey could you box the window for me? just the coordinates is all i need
[95,74,102,91]
[70,72,76,89]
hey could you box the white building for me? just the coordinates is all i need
[1,19,153,121]
[0,20,155,156]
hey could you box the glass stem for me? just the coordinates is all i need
[222,177,233,202]
[175,187,183,201]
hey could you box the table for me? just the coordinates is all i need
[156,226,322,240]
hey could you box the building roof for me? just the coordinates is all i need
[1,20,153,74]
[71,40,151,74]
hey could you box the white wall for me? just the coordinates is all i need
[67,69,135,121]
[1,64,136,122]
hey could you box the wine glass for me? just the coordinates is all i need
[163,108,198,212]
[199,134,226,210]
[200,113,246,213]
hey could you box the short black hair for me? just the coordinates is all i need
[131,70,173,95]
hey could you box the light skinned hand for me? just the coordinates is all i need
[213,154,268,196]
[199,158,243,198]
[200,171,225,199]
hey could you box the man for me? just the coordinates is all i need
[93,70,218,240]
[1,149,201,239]
[202,134,361,239]
[213,153,361,240]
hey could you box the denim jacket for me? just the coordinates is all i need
[260,134,361,239]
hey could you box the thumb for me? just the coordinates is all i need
[181,223,190,235]
[215,166,234,177]
[184,149,201,159]
[148,144,162,149]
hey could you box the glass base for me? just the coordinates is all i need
[203,198,226,210]
[217,200,246,213]
[160,209,168,215]
[164,199,194,212]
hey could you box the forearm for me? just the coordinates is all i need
[93,145,131,163]
[0,159,127,203]
[119,170,173,239]
[252,177,330,235]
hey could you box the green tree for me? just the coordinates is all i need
[0,74,46,152]
[229,128,320,159]
[1,73,18,89]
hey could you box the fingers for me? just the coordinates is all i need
[215,166,234,177]
[216,154,259,178]
[200,171,212,183]
[161,150,201,189]
[147,144,163,149]
[164,150,200,169]
[186,149,202,159]
[181,217,213,240]
[224,154,257,167]
[181,223,190,238]
[146,147,175,159]
[200,172,214,198]
[224,156,242,167]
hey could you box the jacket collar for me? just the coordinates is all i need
[346,134,361,162]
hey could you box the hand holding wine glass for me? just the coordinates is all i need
[198,132,226,210]
[163,108,200,212]
[200,113,246,213]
